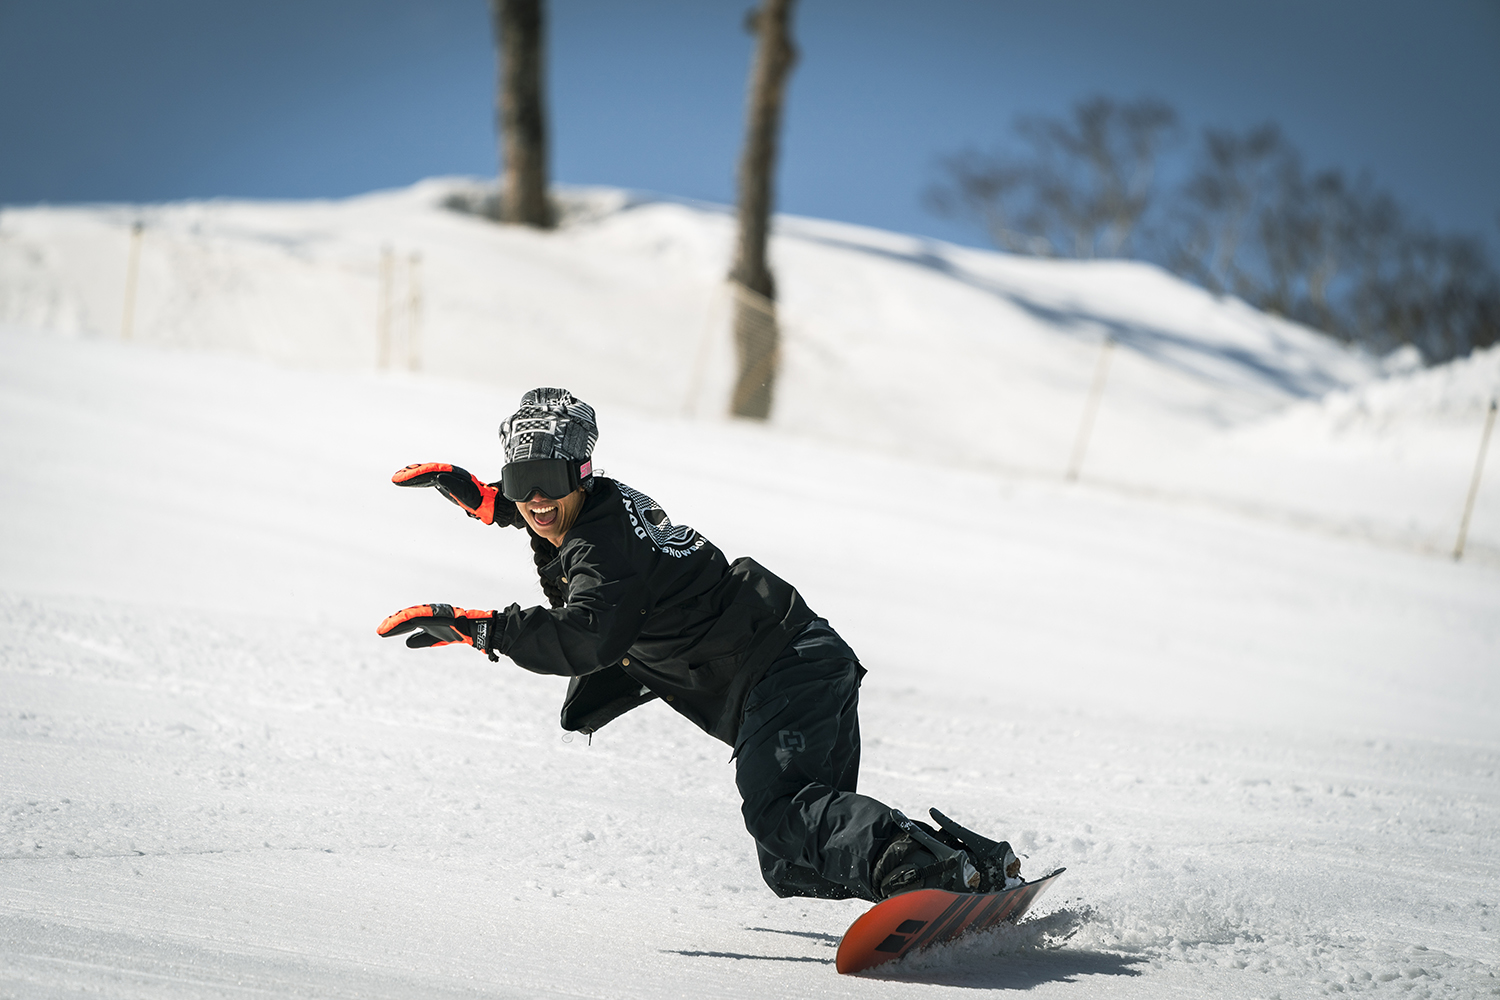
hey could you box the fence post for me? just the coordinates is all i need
[406,251,423,372]
[120,221,143,341]
[376,246,394,369]
[1066,335,1115,481]
[1453,398,1498,561]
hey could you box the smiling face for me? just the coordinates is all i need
[516,488,587,546]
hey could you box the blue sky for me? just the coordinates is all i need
[2,0,1496,253]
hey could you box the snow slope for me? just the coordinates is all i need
[3,179,1495,558]
[2,327,1498,999]
[2,182,1498,996]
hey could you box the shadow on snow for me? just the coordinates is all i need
[661,949,833,965]
[792,231,1352,402]
[858,947,1148,989]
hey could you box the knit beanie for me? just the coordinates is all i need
[499,388,599,472]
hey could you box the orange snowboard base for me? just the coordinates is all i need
[835,868,1066,974]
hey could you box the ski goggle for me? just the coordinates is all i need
[500,458,592,502]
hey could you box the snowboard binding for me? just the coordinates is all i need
[928,807,1023,891]
[873,810,982,899]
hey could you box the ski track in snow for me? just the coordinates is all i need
[1,182,1499,996]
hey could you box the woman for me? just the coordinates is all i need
[377,387,1021,902]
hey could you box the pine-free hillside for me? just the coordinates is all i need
[0,178,1495,557]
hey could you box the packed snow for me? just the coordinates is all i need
[1,182,1498,998]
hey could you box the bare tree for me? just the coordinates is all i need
[1190,141,1499,360]
[492,0,552,228]
[1359,228,1500,360]
[728,0,797,420]
[1168,123,1286,296]
[1254,162,1375,330]
[1023,96,1178,258]
[930,98,1500,363]
[928,96,1177,260]
[924,153,1042,254]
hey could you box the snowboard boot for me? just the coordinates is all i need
[928,808,1023,891]
[872,811,981,900]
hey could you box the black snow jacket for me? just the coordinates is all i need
[496,478,818,745]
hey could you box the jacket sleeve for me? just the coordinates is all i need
[559,667,659,733]
[496,528,652,677]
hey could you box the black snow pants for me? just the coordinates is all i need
[733,618,901,902]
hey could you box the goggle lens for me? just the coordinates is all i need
[500,458,590,501]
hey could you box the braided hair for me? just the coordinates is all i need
[528,528,568,609]
[493,499,569,610]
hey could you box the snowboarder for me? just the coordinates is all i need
[377,387,1022,903]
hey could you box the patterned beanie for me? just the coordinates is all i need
[499,388,599,469]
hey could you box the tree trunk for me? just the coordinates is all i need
[728,0,797,420]
[492,0,552,228]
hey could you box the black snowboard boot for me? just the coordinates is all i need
[928,808,1022,891]
[872,811,981,900]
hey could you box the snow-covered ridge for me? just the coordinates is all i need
[1277,342,1499,433]
[0,175,1376,423]
[1,178,1495,556]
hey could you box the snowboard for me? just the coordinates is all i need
[835,867,1066,974]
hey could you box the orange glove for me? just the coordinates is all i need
[377,603,500,661]
[392,463,516,527]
